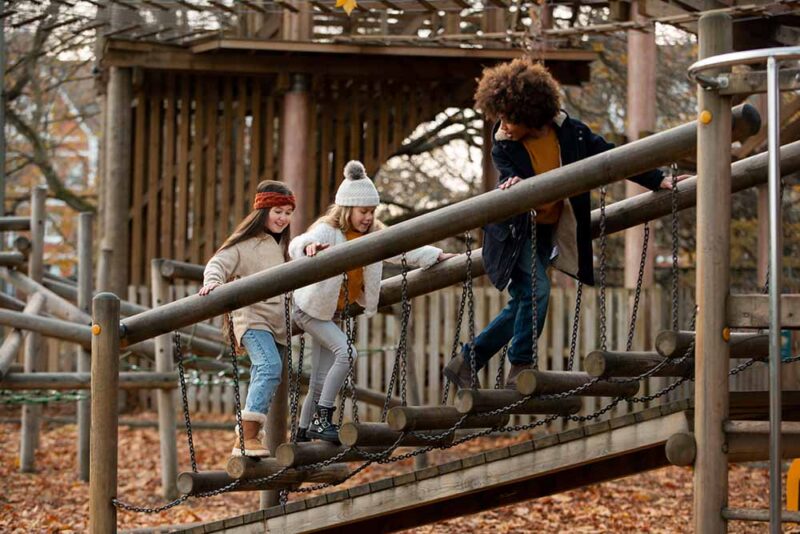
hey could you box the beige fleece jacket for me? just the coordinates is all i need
[202,235,287,346]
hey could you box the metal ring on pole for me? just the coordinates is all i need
[687,46,800,87]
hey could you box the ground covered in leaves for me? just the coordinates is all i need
[0,407,788,533]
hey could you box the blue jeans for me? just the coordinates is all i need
[241,329,283,417]
[464,226,553,369]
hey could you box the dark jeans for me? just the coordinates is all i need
[464,225,553,369]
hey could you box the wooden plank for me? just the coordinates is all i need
[728,294,800,329]
[551,287,565,372]
[190,81,205,265]
[369,313,383,422]
[363,90,376,175]
[385,312,397,406]
[581,287,598,418]
[392,90,404,153]
[259,410,690,532]
[249,79,263,203]
[334,98,346,196]
[203,78,219,260]
[264,94,276,182]
[487,287,501,388]
[130,88,147,287]
[349,93,361,163]
[357,315,369,418]
[161,74,176,260]
[175,75,191,263]
[233,78,247,224]
[146,80,162,286]
[378,92,390,169]
[319,99,333,210]
[220,78,234,241]
[306,96,318,222]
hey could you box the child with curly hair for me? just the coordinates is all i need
[445,57,678,390]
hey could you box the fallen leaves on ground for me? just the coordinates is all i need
[0,406,788,532]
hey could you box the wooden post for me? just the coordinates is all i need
[19,185,45,473]
[262,344,289,508]
[694,13,732,533]
[89,293,120,534]
[281,74,311,234]
[77,213,93,481]
[624,2,657,289]
[103,67,132,295]
[150,260,178,499]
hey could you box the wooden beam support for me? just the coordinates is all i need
[0,216,28,232]
[274,442,387,468]
[655,330,768,358]
[177,465,350,494]
[454,389,582,416]
[719,68,800,96]
[386,406,509,432]
[515,369,640,396]
[0,293,45,378]
[338,422,455,447]
[584,350,694,378]
[0,371,178,390]
[667,423,800,466]
[120,106,761,346]
[728,294,800,329]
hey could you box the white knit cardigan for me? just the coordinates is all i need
[289,222,442,320]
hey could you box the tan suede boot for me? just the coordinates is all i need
[504,363,533,390]
[231,414,270,457]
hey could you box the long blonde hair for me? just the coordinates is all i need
[312,204,385,234]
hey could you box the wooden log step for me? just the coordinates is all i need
[655,330,768,359]
[0,371,178,390]
[515,369,640,396]
[338,422,455,448]
[0,252,25,267]
[274,442,388,468]
[178,464,350,494]
[386,406,510,432]
[666,422,800,466]
[583,351,693,378]
[454,389,582,415]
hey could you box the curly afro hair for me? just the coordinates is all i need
[473,57,562,129]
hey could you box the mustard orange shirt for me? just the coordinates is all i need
[522,126,563,224]
[337,229,365,311]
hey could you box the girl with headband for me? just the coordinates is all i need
[289,161,455,443]
[200,180,296,457]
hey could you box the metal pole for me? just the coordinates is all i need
[77,213,93,481]
[694,13,732,533]
[767,53,782,534]
[89,293,120,534]
[150,260,178,499]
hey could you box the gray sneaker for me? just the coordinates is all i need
[443,354,481,390]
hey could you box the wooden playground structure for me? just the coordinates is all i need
[2,1,800,533]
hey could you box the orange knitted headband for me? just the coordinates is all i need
[253,192,296,210]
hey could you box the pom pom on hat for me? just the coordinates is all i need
[335,160,380,207]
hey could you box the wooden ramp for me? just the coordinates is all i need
[173,393,800,534]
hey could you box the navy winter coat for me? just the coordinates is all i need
[483,111,664,290]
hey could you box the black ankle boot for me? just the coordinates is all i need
[296,427,310,443]
[307,404,340,444]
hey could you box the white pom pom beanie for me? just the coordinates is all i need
[334,160,380,207]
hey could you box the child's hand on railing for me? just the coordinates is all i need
[305,242,330,257]
[437,252,457,262]
[660,174,691,190]
[198,282,220,296]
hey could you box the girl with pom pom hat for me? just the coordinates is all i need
[289,161,454,443]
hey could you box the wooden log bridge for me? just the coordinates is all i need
[455,389,583,416]
[666,421,800,466]
[176,464,350,494]
[274,442,389,468]
[0,372,178,390]
[119,105,761,346]
[386,406,510,432]
[514,370,640,397]
[583,351,695,378]
[655,330,768,359]
[338,422,456,447]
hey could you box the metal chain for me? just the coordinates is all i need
[598,186,608,351]
[174,332,198,473]
[567,283,583,371]
[442,263,469,405]
[494,345,508,389]
[284,293,305,443]
[670,163,680,331]
[529,210,540,368]
[465,231,479,389]
[381,254,412,422]
[338,272,359,426]
[626,223,649,352]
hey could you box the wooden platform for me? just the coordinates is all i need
[166,392,800,534]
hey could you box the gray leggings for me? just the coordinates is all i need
[295,308,351,428]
